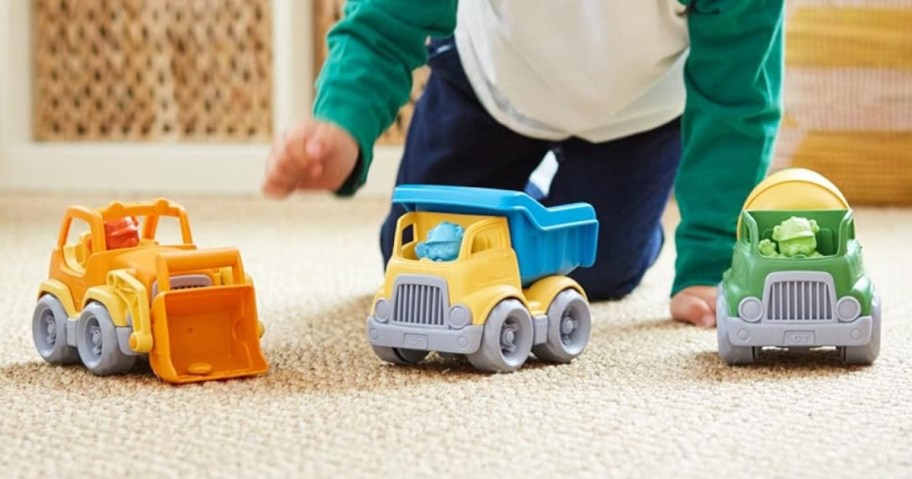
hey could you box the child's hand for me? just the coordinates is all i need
[670,285,717,327]
[262,119,359,198]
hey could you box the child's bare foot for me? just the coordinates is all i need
[670,285,717,327]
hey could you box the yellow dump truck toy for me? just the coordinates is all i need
[32,199,268,383]
[367,185,599,373]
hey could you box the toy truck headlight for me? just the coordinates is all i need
[836,297,861,322]
[374,298,392,323]
[447,305,471,329]
[738,297,763,323]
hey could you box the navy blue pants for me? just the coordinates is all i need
[380,38,682,300]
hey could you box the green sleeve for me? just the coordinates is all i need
[313,0,458,196]
[672,0,784,295]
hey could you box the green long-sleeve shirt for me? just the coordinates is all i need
[313,0,784,295]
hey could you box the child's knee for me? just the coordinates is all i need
[570,230,663,300]
[570,265,649,301]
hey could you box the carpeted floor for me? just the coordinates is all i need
[1,192,910,478]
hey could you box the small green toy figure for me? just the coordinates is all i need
[759,216,822,258]
[416,221,464,262]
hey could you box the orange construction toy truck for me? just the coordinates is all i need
[31,198,268,383]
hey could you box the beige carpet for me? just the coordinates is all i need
[1,192,910,478]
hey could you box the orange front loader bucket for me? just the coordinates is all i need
[149,249,268,384]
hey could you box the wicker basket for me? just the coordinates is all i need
[33,0,273,142]
[776,2,912,205]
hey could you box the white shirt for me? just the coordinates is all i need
[454,0,690,142]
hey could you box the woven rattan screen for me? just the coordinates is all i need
[314,0,427,145]
[33,0,273,142]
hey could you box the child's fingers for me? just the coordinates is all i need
[262,133,301,198]
[305,136,327,179]
[307,162,324,181]
[262,161,295,198]
[282,123,320,171]
[306,135,324,159]
[262,119,358,195]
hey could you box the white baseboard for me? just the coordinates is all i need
[0,143,403,197]
[362,145,403,196]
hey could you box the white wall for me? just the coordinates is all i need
[0,0,401,196]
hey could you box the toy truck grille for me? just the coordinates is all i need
[392,280,446,327]
[764,273,835,322]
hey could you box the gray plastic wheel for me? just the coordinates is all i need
[76,303,137,376]
[532,289,591,363]
[32,295,79,364]
[371,345,429,366]
[467,299,533,373]
[841,293,881,365]
[716,291,757,365]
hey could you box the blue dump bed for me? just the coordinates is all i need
[394,185,599,286]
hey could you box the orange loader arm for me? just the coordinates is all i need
[150,247,267,384]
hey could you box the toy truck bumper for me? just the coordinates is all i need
[722,315,874,348]
[366,317,483,354]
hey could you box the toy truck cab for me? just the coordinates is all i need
[717,169,881,365]
[32,199,268,383]
[367,185,599,372]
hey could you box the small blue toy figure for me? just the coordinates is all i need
[416,221,464,261]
